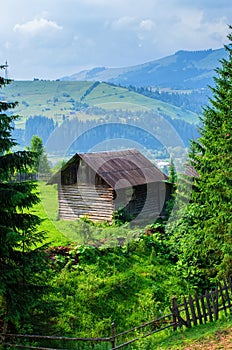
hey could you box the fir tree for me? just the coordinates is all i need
[163,158,177,219]
[0,64,47,332]
[167,27,232,289]
[168,158,177,185]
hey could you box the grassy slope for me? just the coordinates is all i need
[83,82,198,123]
[32,182,70,246]
[134,316,232,349]
[1,80,199,128]
[2,80,93,127]
[31,183,177,338]
[31,182,232,349]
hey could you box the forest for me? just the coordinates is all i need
[126,85,211,114]
[0,28,231,350]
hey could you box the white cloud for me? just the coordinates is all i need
[111,16,136,30]
[1,0,231,79]
[139,19,155,31]
[137,19,156,44]
[4,41,12,50]
[203,16,229,41]
[14,18,63,36]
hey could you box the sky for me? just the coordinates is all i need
[1,0,231,80]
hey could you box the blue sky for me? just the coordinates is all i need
[1,0,231,80]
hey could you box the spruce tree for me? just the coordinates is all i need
[168,27,232,289]
[0,64,47,332]
[163,158,177,219]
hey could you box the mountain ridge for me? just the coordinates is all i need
[60,48,226,89]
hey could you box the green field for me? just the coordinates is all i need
[1,80,93,127]
[84,82,198,123]
[1,80,199,128]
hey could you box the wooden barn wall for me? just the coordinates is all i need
[61,161,79,185]
[114,182,168,222]
[58,183,114,222]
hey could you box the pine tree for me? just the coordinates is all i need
[167,27,232,289]
[0,64,47,332]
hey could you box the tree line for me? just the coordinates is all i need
[14,108,199,156]
[127,85,211,114]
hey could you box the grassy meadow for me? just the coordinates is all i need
[16,181,232,349]
[30,182,182,338]
[32,182,69,246]
[1,80,199,129]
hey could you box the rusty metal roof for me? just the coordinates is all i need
[78,149,168,188]
[48,149,168,188]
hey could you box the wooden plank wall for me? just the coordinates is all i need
[132,183,167,222]
[112,182,167,224]
[58,183,114,222]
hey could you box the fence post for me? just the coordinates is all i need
[188,295,197,326]
[171,297,178,331]
[224,278,232,311]
[218,281,227,315]
[183,297,191,328]
[111,322,115,349]
[210,286,218,321]
[205,290,213,322]
[200,294,207,323]
[194,293,203,325]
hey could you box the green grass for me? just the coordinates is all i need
[1,80,199,127]
[129,315,232,349]
[32,182,70,246]
[83,82,198,123]
[2,80,93,126]
[28,182,232,350]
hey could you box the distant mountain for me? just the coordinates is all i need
[60,48,227,89]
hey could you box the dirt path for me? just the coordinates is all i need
[183,327,232,349]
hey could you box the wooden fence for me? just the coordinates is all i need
[171,278,232,329]
[1,277,232,350]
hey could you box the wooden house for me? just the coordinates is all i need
[48,149,171,223]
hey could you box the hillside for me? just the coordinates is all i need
[0,80,201,158]
[60,48,227,89]
[1,80,198,129]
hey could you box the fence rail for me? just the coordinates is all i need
[1,277,232,350]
